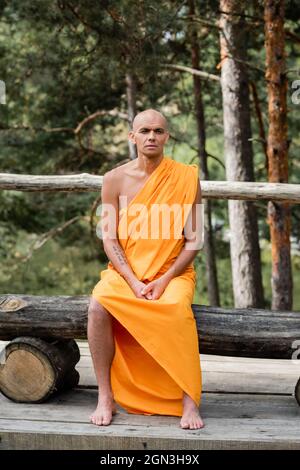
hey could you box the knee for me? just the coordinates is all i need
[88,298,110,322]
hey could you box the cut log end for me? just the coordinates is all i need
[0,337,80,403]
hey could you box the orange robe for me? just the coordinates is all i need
[91,156,202,416]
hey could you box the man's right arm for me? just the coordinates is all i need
[100,170,137,286]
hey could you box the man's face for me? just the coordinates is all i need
[128,116,169,157]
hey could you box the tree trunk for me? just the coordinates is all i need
[219,0,265,308]
[126,70,137,160]
[264,0,293,310]
[0,294,299,359]
[188,0,220,306]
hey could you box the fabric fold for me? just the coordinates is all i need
[91,156,202,416]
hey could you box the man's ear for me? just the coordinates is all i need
[128,131,135,144]
[164,132,170,144]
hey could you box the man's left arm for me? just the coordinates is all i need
[163,178,204,282]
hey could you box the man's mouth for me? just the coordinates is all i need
[145,145,157,148]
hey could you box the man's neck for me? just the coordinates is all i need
[135,154,164,175]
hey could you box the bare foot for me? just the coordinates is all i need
[90,394,117,426]
[180,393,204,430]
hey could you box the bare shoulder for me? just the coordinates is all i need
[102,164,124,192]
[102,160,135,201]
[105,160,135,180]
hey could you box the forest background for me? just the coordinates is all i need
[0,0,299,309]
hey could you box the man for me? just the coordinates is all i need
[88,109,204,430]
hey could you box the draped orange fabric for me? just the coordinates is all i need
[91,156,202,416]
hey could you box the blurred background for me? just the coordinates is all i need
[0,0,299,309]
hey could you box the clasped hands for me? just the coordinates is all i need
[130,273,172,300]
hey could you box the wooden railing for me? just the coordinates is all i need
[0,173,300,203]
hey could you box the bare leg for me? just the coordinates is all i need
[180,393,204,430]
[87,297,116,426]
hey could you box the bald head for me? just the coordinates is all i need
[128,108,169,157]
[132,109,168,132]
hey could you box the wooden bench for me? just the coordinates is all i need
[0,294,300,405]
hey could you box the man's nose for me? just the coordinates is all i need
[148,130,156,140]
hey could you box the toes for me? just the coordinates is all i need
[180,421,189,429]
[93,415,104,426]
[180,414,204,430]
[96,414,112,426]
[198,418,204,428]
[90,405,115,426]
[102,414,112,425]
[180,416,191,429]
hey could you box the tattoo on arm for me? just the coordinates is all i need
[112,244,129,267]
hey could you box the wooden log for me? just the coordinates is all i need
[0,337,80,403]
[0,174,299,203]
[295,378,300,406]
[0,294,299,359]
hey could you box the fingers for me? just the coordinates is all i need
[140,282,162,301]
[141,285,153,300]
